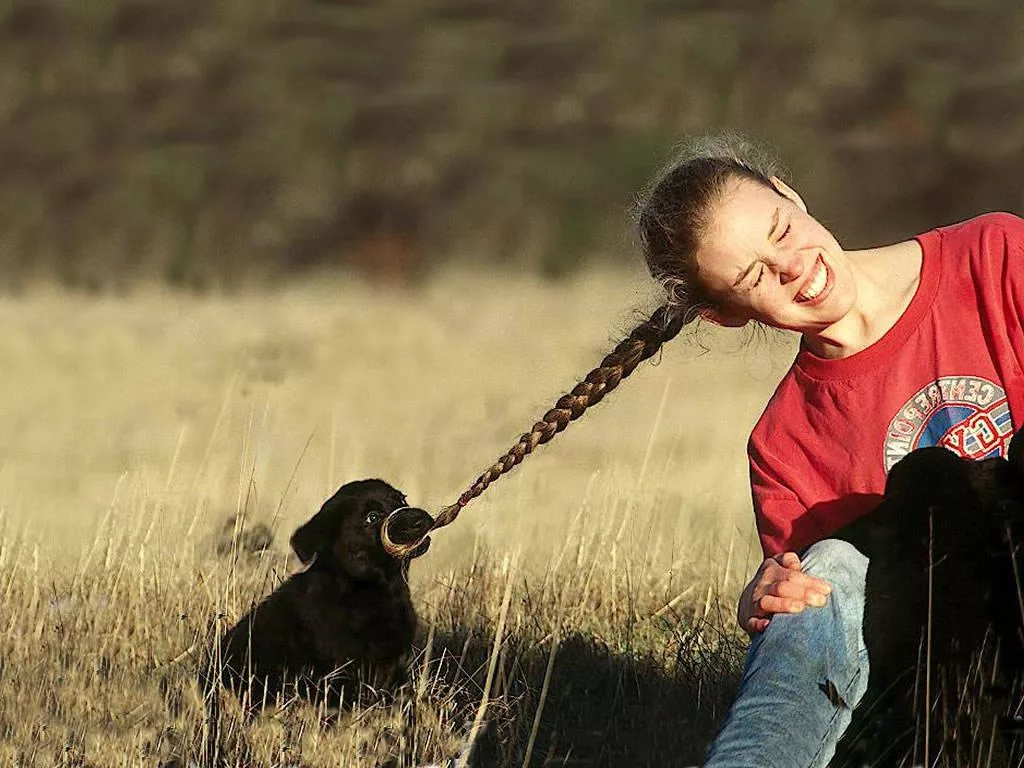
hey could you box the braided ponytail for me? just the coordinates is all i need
[382,303,692,556]
[381,133,784,557]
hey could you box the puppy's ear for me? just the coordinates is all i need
[885,446,962,499]
[290,499,344,565]
[1009,431,1024,475]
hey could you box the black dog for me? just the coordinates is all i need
[832,437,1024,766]
[201,478,433,755]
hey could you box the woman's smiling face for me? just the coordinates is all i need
[695,177,856,335]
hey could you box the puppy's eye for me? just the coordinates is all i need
[364,510,385,526]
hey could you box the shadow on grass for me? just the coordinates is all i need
[424,615,744,767]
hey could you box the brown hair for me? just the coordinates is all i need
[638,134,785,316]
[382,135,785,556]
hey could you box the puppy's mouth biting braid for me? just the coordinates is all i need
[380,506,433,559]
[381,304,688,558]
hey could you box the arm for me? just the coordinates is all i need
[741,439,832,634]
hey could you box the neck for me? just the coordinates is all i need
[802,240,922,360]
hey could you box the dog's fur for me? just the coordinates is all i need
[201,478,432,729]
[831,436,1024,764]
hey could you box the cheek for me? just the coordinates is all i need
[362,526,389,559]
[746,289,786,319]
[333,523,376,557]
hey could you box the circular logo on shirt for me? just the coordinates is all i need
[883,376,1012,471]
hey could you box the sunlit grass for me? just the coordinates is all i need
[0,268,797,765]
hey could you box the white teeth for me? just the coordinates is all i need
[798,260,827,301]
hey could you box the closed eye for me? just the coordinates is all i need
[778,222,792,242]
[752,266,765,288]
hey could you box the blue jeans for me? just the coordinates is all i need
[704,539,870,768]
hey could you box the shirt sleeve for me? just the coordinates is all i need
[987,213,1024,371]
[999,212,1024,289]
[748,436,807,558]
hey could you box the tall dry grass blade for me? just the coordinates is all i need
[611,378,670,626]
[165,423,188,491]
[700,583,714,623]
[270,428,317,530]
[186,372,238,537]
[418,620,437,701]
[613,376,671,546]
[926,507,934,767]
[458,556,517,768]
[722,526,737,594]
[650,585,697,621]
[74,471,126,593]
[236,403,256,523]
[549,471,597,576]
[329,406,338,489]
[984,716,996,768]
[912,632,926,764]
[574,498,615,626]
[521,634,560,768]
[953,631,989,748]
[1005,521,1024,639]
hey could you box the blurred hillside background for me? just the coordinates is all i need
[2,0,1023,291]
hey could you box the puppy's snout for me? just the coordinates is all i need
[383,506,434,556]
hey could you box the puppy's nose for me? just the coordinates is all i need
[383,507,435,556]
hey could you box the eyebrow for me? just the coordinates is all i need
[731,207,780,288]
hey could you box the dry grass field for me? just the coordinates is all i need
[0,268,798,767]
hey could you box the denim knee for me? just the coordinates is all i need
[801,538,868,592]
[705,539,871,767]
[795,538,869,707]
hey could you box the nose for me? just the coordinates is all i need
[777,253,804,286]
[382,506,435,558]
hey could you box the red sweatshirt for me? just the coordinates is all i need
[749,212,1024,557]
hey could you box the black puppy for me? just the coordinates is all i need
[203,479,433,717]
[832,439,1024,766]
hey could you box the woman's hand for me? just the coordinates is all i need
[737,552,832,635]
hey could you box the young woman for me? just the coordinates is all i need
[385,135,1024,766]
[636,136,1024,766]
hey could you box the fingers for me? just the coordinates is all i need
[738,551,834,635]
[755,593,818,617]
[766,568,832,598]
[776,551,802,571]
[750,553,833,621]
[766,553,832,595]
[744,616,771,634]
[764,577,829,605]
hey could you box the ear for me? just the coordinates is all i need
[769,176,807,213]
[885,446,963,500]
[1008,431,1024,475]
[699,306,749,328]
[290,500,343,565]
